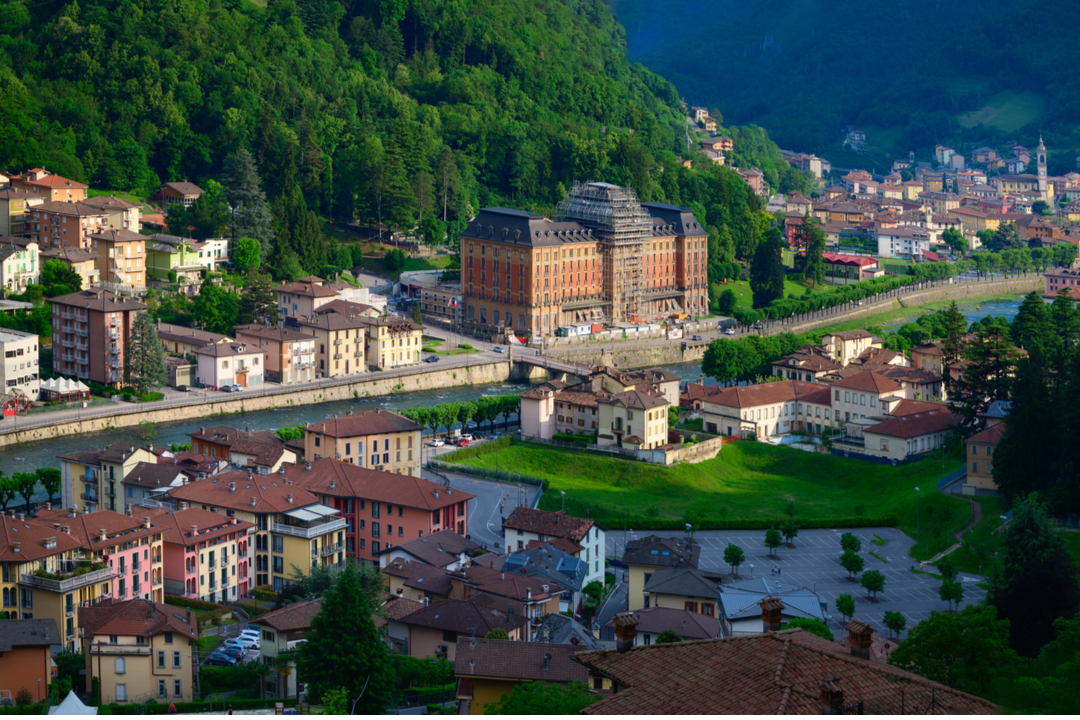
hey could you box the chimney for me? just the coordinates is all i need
[279,467,286,475]
[15,513,24,521]
[69,505,77,513]
[305,462,312,471]
[527,587,532,601]
[179,502,189,511]
[434,489,439,499]
[845,620,873,660]
[83,506,89,514]
[228,482,236,492]
[126,507,133,517]
[759,597,784,632]
[542,653,551,671]
[500,572,505,581]
[287,493,293,504]
[143,516,151,530]
[820,678,844,715]
[251,497,257,508]
[613,612,638,654]
[61,525,70,535]
[45,502,51,511]
[44,536,57,550]
[423,596,430,608]
[99,528,107,542]
[330,478,336,490]
[190,525,198,536]
[12,542,19,553]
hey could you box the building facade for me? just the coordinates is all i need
[304,409,424,476]
[233,325,317,385]
[0,327,39,399]
[149,507,253,602]
[49,289,147,385]
[28,202,108,250]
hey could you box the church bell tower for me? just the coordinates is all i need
[1037,136,1047,200]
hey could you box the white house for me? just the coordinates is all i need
[501,506,607,587]
[876,226,931,258]
[193,341,265,389]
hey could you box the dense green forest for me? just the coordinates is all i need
[0,0,808,277]
[614,0,1080,169]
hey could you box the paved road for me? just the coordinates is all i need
[427,467,538,551]
[606,526,985,639]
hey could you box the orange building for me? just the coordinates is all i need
[0,619,61,704]
[28,202,108,249]
[11,173,88,203]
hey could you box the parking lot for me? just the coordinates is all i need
[605,526,985,638]
[200,629,261,667]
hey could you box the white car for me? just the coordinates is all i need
[492,346,506,353]
[430,438,445,447]
[723,327,735,336]
[460,434,474,442]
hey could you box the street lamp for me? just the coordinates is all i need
[561,491,566,512]
[915,487,921,548]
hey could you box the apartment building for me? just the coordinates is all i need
[146,239,203,286]
[276,276,343,320]
[233,324,317,384]
[186,425,297,473]
[120,462,187,510]
[81,598,199,705]
[358,315,423,370]
[81,195,140,233]
[166,469,347,592]
[0,327,39,399]
[41,246,100,288]
[147,507,253,602]
[153,182,204,209]
[501,507,606,586]
[33,508,164,603]
[291,304,370,378]
[193,341,265,388]
[0,514,114,651]
[27,201,108,250]
[0,187,44,235]
[58,442,156,513]
[304,409,424,476]
[49,289,146,385]
[89,229,146,289]
[0,235,39,292]
[10,173,87,203]
[282,457,474,562]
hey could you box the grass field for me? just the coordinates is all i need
[957,90,1045,132]
[710,278,828,310]
[459,441,967,558]
[88,188,146,204]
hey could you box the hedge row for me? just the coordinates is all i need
[163,596,232,626]
[100,698,299,714]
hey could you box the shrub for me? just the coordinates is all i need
[458,343,473,349]
[99,699,299,715]
[140,392,165,403]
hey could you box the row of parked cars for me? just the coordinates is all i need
[203,626,261,666]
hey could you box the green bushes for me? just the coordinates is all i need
[102,698,298,714]
[442,436,511,462]
[552,433,593,448]
[574,511,897,532]
[140,392,165,402]
[252,586,277,602]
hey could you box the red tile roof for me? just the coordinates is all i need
[258,598,322,632]
[830,371,903,394]
[701,380,823,409]
[610,607,721,640]
[144,507,253,547]
[574,629,997,715]
[167,469,322,514]
[305,409,422,438]
[502,507,595,543]
[454,638,587,683]
[284,458,473,511]
[865,408,956,439]
[0,514,84,561]
[968,423,1006,445]
[80,598,199,641]
[29,509,160,552]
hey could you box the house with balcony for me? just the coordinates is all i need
[167,468,347,592]
[28,201,110,250]
[10,173,87,203]
[156,322,231,357]
[90,229,147,290]
[41,246,100,288]
[357,315,423,370]
[32,508,165,604]
[233,324,317,385]
[193,341,265,389]
[145,507,253,603]
[595,389,671,451]
[146,239,204,291]
[501,507,606,587]
[120,462,187,511]
[49,289,147,386]
[0,513,115,651]
[303,409,424,476]
[153,182,204,209]
[256,598,322,698]
[283,457,473,563]
[80,598,199,705]
[0,235,39,293]
[59,442,157,513]
[0,187,45,235]
[81,195,141,234]
[0,327,39,400]
[291,301,372,378]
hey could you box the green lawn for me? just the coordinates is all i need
[957,90,1045,133]
[88,188,146,204]
[357,253,453,281]
[710,278,829,311]
[938,496,1006,576]
[459,441,967,558]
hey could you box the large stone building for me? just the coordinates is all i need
[459,182,708,337]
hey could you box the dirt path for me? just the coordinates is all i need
[953,498,982,543]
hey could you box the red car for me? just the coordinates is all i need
[456,438,470,447]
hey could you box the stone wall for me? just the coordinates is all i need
[656,433,725,465]
[0,362,511,448]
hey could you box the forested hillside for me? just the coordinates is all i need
[615,0,1080,166]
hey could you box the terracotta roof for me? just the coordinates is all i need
[830,371,903,394]
[284,458,473,511]
[29,509,160,553]
[526,537,585,555]
[193,341,263,358]
[824,330,876,341]
[383,558,454,597]
[145,507,253,547]
[575,628,997,715]
[454,638,587,683]
[889,399,944,417]
[32,201,105,217]
[0,188,43,201]
[305,409,421,438]
[398,598,525,635]
[502,507,595,543]
[0,514,84,561]
[80,598,199,641]
[234,324,317,344]
[167,469,323,514]
[277,278,338,298]
[968,423,1006,445]
[49,289,147,312]
[80,195,140,210]
[257,598,322,632]
[23,175,88,190]
[465,573,563,602]
[599,389,668,410]
[865,409,956,439]
[606,607,720,640]
[378,529,480,567]
[911,341,944,356]
[159,182,204,195]
[622,535,700,569]
[122,461,186,489]
[156,322,230,346]
[0,619,60,650]
[701,380,823,409]
[877,366,943,385]
[384,595,424,621]
[89,228,143,243]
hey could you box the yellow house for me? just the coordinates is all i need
[167,469,347,593]
[0,514,114,652]
[595,389,670,451]
[81,598,199,705]
[59,442,156,513]
[41,246,101,288]
[358,315,423,370]
[453,638,590,714]
[303,409,424,476]
[621,535,701,612]
[641,567,722,617]
[947,207,1001,234]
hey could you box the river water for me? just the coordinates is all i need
[1,295,1025,488]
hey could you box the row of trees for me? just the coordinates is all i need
[399,395,521,440]
[0,468,61,514]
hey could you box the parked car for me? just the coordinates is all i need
[753,322,763,330]
[460,434,474,442]
[175,385,190,392]
[232,634,260,650]
[204,653,238,667]
[723,327,736,336]
[455,438,470,447]
[430,438,445,447]
[222,638,252,652]
[492,346,506,353]
[219,645,246,659]
[490,432,502,440]
[692,335,703,341]
[220,384,243,392]
[424,355,440,363]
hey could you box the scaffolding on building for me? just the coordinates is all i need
[557,182,652,322]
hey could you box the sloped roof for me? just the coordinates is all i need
[159,182,204,195]
[258,598,322,632]
[622,535,700,569]
[379,529,480,567]
[502,507,594,543]
[80,598,199,641]
[574,629,998,715]
[607,607,720,640]
[968,423,1006,446]
[398,598,525,635]
[121,461,186,489]
[865,409,956,439]
[642,567,721,599]
[145,507,253,547]
[284,458,473,511]
[383,558,454,597]
[49,289,146,312]
[830,371,903,394]
[305,409,421,438]
[29,508,160,553]
[0,514,84,561]
[0,618,60,650]
[167,469,322,514]
[454,638,587,683]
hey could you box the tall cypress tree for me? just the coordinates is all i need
[801,216,827,287]
[222,148,276,263]
[296,563,395,710]
[749,229,785,309]
[953,327,1021,429]
[124,311,168,394]
[1010,291,1056,360]
[940,300,967,387]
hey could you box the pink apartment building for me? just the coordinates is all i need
[1045,268,1080,295]
[147,507,253,603]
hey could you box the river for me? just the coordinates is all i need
[1,295,1025,491]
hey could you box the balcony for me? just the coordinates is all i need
[61,339,74,349]
[21,565,114,593]
[333,339,343,345]
[320,542,343,557]
[272,517,347,540]
[60,310,75,320]
[61,325,73,333]
[75,341,88,351]
[61,353,75,362]
[80,491,99,502]
[75,327,88,337]
[333,353,342,360]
